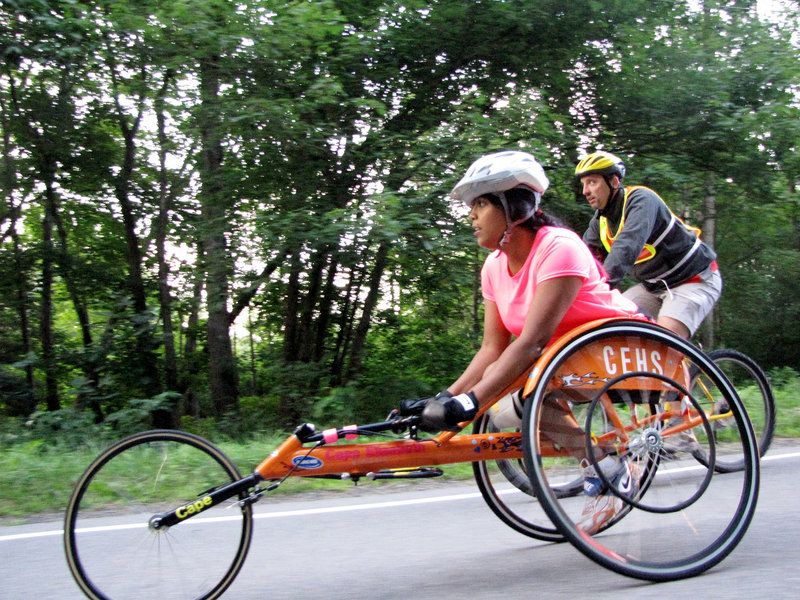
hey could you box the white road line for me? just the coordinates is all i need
[3,450,799,543]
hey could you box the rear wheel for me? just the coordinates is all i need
[64,430,254,600]
[523,321,759,581]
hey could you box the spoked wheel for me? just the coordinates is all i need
[64,430,254,600]
[583,371,714,518]
[690,348,776,472]
[522,321,759,581]
[472,412,571,542]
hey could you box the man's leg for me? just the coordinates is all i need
[622,283,662,321]
[657,315,690,339]
[657,267,722,339]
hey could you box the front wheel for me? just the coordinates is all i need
[472,412,570,542]
[64,430,254,600]
[691,348,776,472]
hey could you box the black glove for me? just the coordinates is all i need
[419,392,478,433]
[398,390,452,416]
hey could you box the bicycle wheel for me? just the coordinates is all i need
[472,412,571,542]
[523,321,759,581]
[64,430,254,600]
[690,348,776,472]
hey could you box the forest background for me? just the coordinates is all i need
[2,0,800,454]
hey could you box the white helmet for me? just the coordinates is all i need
[450,150,549,207]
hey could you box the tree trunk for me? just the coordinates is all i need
[282,251,302,362]
[153,72,180,427]
[45,179,105,420]
[314,252,340,363]
[40,194,59,412]
[344,242,389,383]
[277,252,303,423]
[114,107,164,413]
[1,101,34,413]
[10,226,36,415]
[298,246,329,362]
[701,173,717,349]
[180,249,205,419]
[198,55,239,418]
[330,262,363,386]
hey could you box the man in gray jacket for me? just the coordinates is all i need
[576,151,721,340]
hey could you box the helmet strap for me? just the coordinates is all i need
[604,174,621,192]
[497,190,541,247]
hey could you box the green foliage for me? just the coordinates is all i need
[21,408,99,446]
[311,384,362,425]
[0,0,798,435]
[771,368,800,438]
[104,392,181,435]
[0,364,34,417]
[9,390,180,448]
[237,395,286,432]
[716,248,800,371]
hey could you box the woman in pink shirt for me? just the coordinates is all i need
[399,150,645,532]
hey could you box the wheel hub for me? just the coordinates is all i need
[629,427,663,457]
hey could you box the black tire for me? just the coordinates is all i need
[64,430,254,600]
[522,321,759,581]
[472,413,569,542]
[690,348,776,473]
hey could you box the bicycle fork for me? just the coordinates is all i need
[148,473,262,531]
[148,431,313,530]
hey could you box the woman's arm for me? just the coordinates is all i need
[469,275,582,406]
[447,300,511,396]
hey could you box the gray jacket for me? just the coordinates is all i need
[583,186,716,291]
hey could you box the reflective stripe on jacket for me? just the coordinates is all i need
[599,185,703,268]
[584,185,716,290]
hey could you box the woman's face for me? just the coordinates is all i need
[469,196,506,249]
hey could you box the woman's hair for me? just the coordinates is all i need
[484,187,564,232]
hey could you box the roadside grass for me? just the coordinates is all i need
[1,367,797,524]
[772,368,800,437]
[0,430,475,524]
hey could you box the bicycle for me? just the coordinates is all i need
[64,318,760,599]
[690,348,775,472]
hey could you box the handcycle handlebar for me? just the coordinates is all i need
[295,412,422,444]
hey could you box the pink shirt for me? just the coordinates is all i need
[481,226,642,344]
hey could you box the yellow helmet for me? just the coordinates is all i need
[574,151,626,180]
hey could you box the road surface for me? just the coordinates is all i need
[2,442,799,599]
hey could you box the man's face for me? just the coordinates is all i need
[580,174,615,211]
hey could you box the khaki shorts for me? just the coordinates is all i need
[623,265,722,336]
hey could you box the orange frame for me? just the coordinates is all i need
[254,368,539,481]
[254,317,711,483]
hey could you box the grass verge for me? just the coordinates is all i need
[1,367,797,524]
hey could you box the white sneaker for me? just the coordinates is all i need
[579,456,638,534]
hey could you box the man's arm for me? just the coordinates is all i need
[602,191,660,287]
